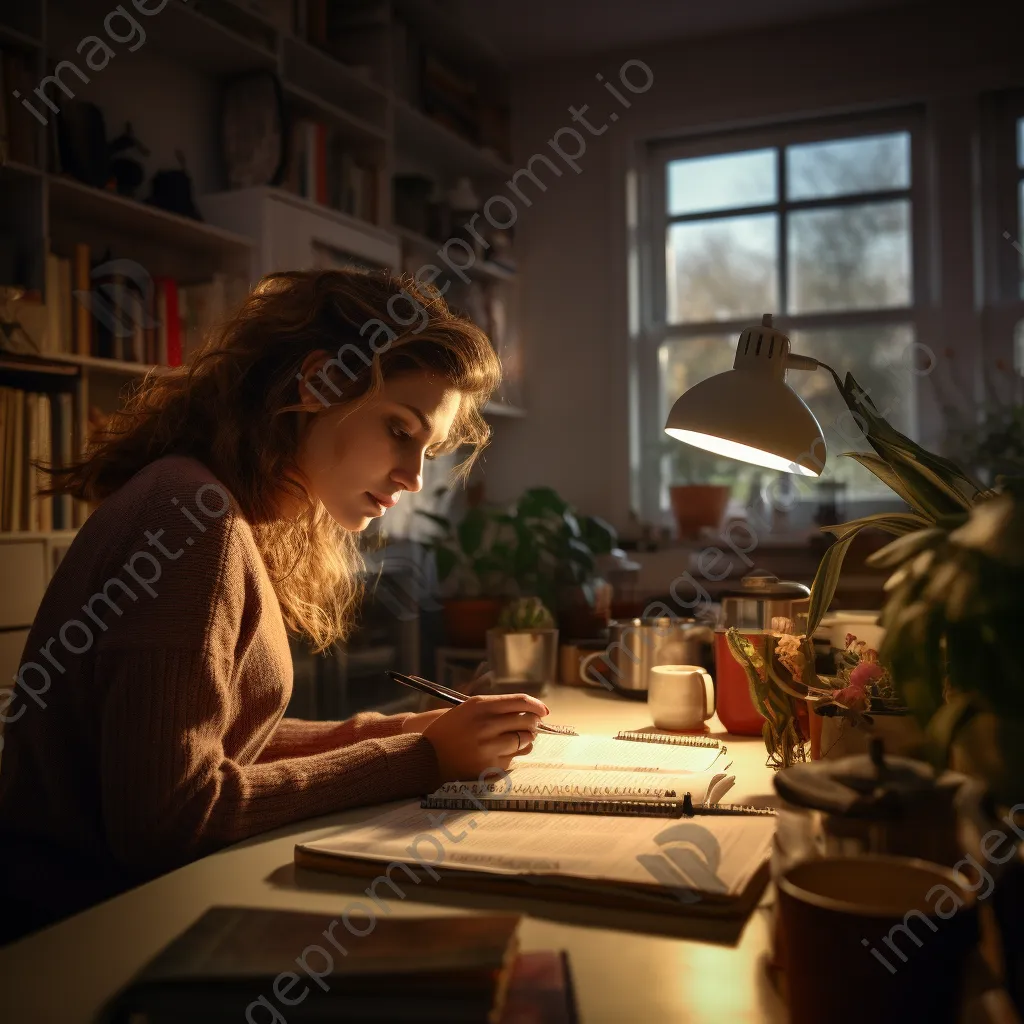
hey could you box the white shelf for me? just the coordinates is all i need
[395,227,517,281]
[129,0,278,77]
[35,352,165,376]
[259,186,395,243]
[47,175,256,257]
[0,161,43,180]
[394,100,513,179]
[281,36,390,107]
[282,82,389,149]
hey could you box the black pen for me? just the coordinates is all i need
[385,670,572,735]
[680,792,778,816]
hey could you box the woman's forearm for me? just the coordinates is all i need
[255,711,414,761]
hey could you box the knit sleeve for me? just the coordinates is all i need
[255,712,415,762]
[97,645,440,873]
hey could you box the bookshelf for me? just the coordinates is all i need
[0,0,523,569]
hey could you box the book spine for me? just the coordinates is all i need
[73,243,91,355]
[614,730,721,749]
[421,796,683,818]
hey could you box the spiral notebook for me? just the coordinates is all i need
[419,729,736,819]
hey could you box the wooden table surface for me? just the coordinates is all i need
[0,684,785,1023]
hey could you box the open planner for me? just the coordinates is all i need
[294,728,777,918]
[295,801,776,918]
[424,728,738,817]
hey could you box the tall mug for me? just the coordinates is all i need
[647,664,715,731]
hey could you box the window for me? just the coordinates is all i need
[636,113,926,520]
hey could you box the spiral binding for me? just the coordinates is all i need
[614,730,721,748]
[422,795,682,817]
[436,781,678,799]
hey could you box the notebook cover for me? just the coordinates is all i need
[102,906,521,1022]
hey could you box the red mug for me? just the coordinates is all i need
[714,628,767,735]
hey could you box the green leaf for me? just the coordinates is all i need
[924,690,981,768]
[415,511,451,532]
[434,546,457,582]
[824,511,931,542]
[841,452,925,510]
[457,508,487,556]
[805,534,856,637]
[865,528,948,570]
[872,439,973,516]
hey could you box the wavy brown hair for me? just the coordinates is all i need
[46,268,503,649]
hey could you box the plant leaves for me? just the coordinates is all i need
[824,511,931,542]
[434,546,457,582]
[805,534,856,637]
[457,507,487,556]
[872,439,973,516]
[841,452,925,510]
[865,527,948,569]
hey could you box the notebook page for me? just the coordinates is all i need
[433,768,734,805]
[517,732,725,773]
[300,801,775,898]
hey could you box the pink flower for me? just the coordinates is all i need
[850,661,885,689]
[833,682,868,710]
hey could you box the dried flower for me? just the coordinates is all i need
[774,633,807,680]
[833,681,868,710]
[850,660,885,689]
[845,632,857,649]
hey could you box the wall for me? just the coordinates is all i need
[480,0,1024,532]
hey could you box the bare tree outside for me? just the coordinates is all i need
[661,132,914,503]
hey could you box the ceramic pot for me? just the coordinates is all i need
[441,597,502,648]
[818,709,922,759]
[668,484,731,538]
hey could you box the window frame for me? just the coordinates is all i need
[634,107,931,522]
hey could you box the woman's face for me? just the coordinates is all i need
[296,359,463,531]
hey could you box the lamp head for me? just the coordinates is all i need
[664,314,825,477]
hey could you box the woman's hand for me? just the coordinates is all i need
[421,693,549,782]
[400,709,447,734]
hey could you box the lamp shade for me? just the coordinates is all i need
[664,316,826,476]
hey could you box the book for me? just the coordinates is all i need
[101,906,523,1024]
[295,799,776,918]
[72,243,91,356]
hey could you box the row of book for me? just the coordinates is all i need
[16,247,248,368]
[0,45,39,167]
[282,118,379,224]
[0,386,81,533]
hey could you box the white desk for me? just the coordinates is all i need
[0,685,785,1023]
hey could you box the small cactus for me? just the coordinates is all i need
[498,596,555,631]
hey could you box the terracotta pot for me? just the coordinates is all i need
[441,598,502,648]
[669,484,731,539]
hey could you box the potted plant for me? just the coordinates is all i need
[661,439,737,539]
[416,502,510,648]
[486,596,559,692]
[494,487,617,639]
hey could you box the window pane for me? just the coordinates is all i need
[667,215,778,322]
[658,336,761,505]
[786,132,910,200]
[667,149,776,216]
[1018,118,1024,168]
[788,200,911,313]
[1019,180,1024,300]
[788,324,917,498]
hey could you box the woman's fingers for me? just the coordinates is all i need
[463,693,549,717]
[473,710,541,738]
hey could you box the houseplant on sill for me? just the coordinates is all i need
[416,501,510,648]
[661,439,738,539]
[486,595,559,693]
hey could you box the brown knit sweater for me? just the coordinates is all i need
[0,455,440,942]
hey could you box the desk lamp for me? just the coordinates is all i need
[664,313,844,476]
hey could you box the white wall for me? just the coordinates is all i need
[481,0,1024,532]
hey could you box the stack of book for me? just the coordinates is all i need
[283,118,378,224]
[35,245,247,367]
[0,386,76,532]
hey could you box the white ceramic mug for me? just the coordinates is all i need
[647,664,716,731]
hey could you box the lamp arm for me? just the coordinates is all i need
[787,353,845,394]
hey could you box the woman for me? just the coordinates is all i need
[0,269,547,942]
